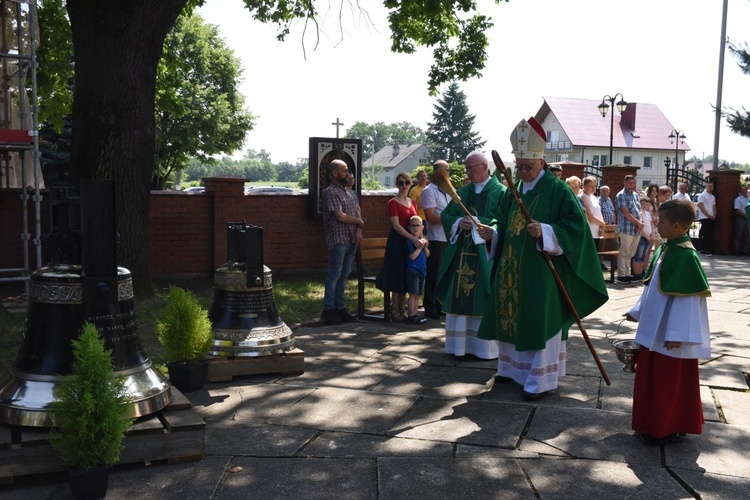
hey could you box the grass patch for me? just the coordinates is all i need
[0,277,384,374]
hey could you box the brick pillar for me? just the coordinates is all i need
[705,169,741,255]
[600,165,640,197]
[561,164,585,181]
[203,176,248,269]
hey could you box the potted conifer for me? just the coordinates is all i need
[157,285,213,392]
[49,322,134,500]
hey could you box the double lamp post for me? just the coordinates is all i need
[665,129,686,189]
[597,93,628,166]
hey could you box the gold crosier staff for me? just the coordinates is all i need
[429,169,483,300]
[490,150,611,386]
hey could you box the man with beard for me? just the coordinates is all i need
[321,160,363,325]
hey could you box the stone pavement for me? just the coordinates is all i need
[4,256,750,499]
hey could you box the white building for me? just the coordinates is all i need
[535,96,690,189]
[363,143,431,188]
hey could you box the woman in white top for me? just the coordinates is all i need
[580,176,607,238]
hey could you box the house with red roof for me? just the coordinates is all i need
[534,96,690,188]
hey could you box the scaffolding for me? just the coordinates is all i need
[0,0,42,292]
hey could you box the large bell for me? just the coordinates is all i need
[0,265,171,427]
[209,222,295,357]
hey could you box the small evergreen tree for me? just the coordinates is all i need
[157,286,213,364]
[426,82,486,163]
[49,323,133,470]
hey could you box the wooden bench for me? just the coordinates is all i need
[355,237,391,322]
[597,224,619,283]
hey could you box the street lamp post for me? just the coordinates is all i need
[668,130,686,192]
[597,94,628,166]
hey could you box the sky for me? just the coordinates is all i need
[197,0,750,166]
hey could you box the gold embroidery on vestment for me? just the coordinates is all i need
[455,243,478,299]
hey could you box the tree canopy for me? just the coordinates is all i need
[42,0,510,281]
[426,82,485,162]
[725,42,750,139]
[345,121,426,157]
[153,13,254,189]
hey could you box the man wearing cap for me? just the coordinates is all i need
[477,118,608,401]
[436,151,505,358]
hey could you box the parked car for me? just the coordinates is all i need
[183,186,205,194]
[244,185,296,195]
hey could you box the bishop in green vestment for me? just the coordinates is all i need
[435,152,506,359]
[477,118,608,401]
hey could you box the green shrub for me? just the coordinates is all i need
[157,286,213,364]
[49,323,133,470]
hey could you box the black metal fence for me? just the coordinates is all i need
[667,165,709,200]
[583,165,602,186]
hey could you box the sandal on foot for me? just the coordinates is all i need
[390,306,405,321]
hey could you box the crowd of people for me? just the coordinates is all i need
[317,116,750,446]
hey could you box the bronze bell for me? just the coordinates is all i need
[0,265,171,427]
[209,222,295,356]
[0,180,170,427]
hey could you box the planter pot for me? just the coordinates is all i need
[68,466,110,500]
[167,360,209,392]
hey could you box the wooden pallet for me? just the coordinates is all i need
[0,387,205,484]
[208,348,305,382]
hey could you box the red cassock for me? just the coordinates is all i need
[632,347,704,438]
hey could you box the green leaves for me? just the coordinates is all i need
[48,323,134,470]
[426,82,485,162]
[156,286,213,364]
[154,13,255,189]
[387,2,504,94]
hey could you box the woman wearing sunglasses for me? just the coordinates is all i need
[376,172,427,321]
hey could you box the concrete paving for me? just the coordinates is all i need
[3,255,749,499]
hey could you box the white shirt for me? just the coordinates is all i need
[734,194,748,214]
[627,254,711,359]
[581,192,604,238]
[697,190,716,220]
[673,191,691,201]
[421,183,451,242]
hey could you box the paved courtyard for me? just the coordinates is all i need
[3,255,749,499]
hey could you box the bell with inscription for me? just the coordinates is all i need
[0,180,170,427]
[209,222,295,356]
[0,265,171,427]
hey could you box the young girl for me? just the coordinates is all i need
[406,215,430,324]
[625,199,711,445]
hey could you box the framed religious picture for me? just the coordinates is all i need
[308,137,362,218]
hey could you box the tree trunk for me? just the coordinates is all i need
[66,0,188,284]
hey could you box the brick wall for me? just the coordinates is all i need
[8,169,737,275]
[145,177,394,276]
[1,180,393,277]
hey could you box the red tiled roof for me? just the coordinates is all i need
[537,96,690,152]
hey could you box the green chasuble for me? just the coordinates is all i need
[643,235,710,297]
[478,170,608,351]
[436,176,506,317]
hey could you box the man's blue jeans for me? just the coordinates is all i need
[324,243,356,310]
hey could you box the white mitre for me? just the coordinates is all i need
[510,117,547,159]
